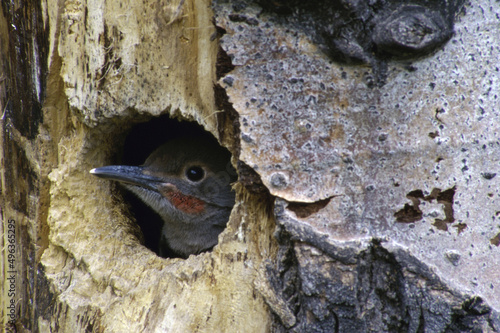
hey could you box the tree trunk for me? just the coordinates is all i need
[1,0,499,332]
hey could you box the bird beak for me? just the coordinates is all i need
[90,165,160,191]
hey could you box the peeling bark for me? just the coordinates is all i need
[1,0,499,332]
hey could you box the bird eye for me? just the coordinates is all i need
[186,166,205,182]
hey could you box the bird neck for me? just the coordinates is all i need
[159,206,230,257]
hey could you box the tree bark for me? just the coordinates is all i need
[1,0,499,332]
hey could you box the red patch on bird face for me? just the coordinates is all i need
[159,183,205,214]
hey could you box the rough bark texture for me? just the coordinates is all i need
[1,0,499,332]
[1,0,274,332]
[214,0,500,331]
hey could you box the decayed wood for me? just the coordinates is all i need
[1,0,274,331]
[2,0,499,332]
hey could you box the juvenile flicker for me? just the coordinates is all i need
[90,136,236,258]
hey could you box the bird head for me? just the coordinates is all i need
[90,136,237,257]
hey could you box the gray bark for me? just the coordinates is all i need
[1,0,499,332]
